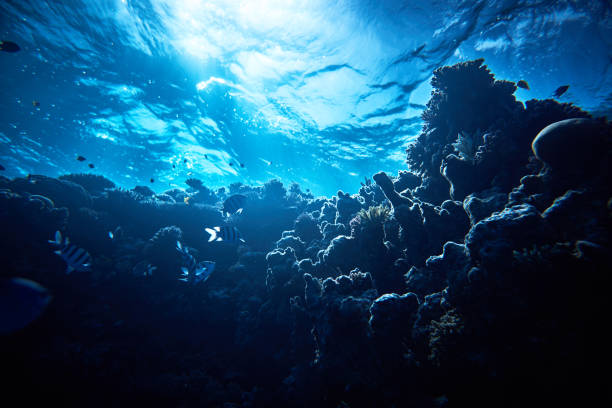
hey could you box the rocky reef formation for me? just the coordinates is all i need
[1,59,609,407]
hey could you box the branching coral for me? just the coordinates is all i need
[451,130,485,163]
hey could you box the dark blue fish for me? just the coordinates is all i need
[176,241,215,283]
[553,85,569,98]
[0,278,51,334]
[48,231,91,274]
[222,194,247,216]
[0,40,20,53]
[205,226,245,243]
[517,80,530,90]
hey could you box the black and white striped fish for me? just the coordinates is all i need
[222,194,247,216]
[205,226,245,243]
[176,241,215,284]
[48,231,91,274]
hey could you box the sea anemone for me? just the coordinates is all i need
[356,205,390,228]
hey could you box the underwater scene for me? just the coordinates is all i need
[1,1,611,407]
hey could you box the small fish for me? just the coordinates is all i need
[0,277,51,334]
[108,226,123,241]
[32,100,40,107]
[0,164,5,171]
[517,80,529,90]
[48,230,91,274]
[76,155,86,162]
[176,241,215,283]
[204,154,208,159]
[222,194,247,216]
[172,164,176,169]
[150,178,154,183]
[0,40,20,53]
[205,226,245,243]
[178,261,215,284]
[240,163,245,168]
[132,261,157,277]
[176,241,195,268]
[143,264,157,277]
[229,162,234,167]
[183,159,188,163]
[194,261,215,283]
[88,163,94,169]
[184,196,192,205]
[553,85,569,98]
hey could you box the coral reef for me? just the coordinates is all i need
[58,173,115,196]
[1,59,609,408]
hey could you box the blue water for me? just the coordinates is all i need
[1,0,610,196]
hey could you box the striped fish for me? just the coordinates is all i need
[48,231,91,274]
[222,194,247,216]
[176,241,215,284]
[205,226,245,243]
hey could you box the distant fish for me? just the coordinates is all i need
[184,196,192,205]
[229,162,234,167]
[0,164,5,171]
[32,100,40,107]
[553,85,569,98]
[88,163,94,169]
[205,226,245,243]
[108,226,123,240]
[240,162,245,168]
[183,159,188,163]
[0,40,20,53]
[176,241,215,283]
[172,164,176,169]
[204,154,208,159]
[48,230,91,274]
[132,261,157,277]
[222,194,247,216]
[0,277,51,334]
[76,155,86,162]
[517,80,530,90]
[150,178,154,183]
